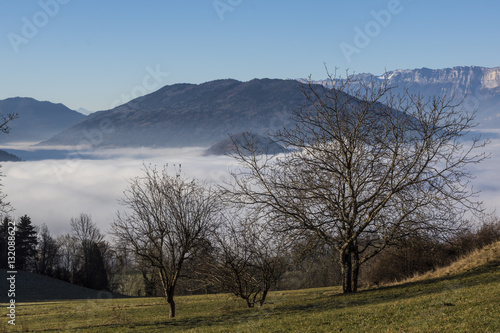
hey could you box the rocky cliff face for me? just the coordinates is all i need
[381,66,500,95]
[383,66,500,127]
[308,66,500,128]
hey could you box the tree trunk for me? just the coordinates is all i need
[260,289,269,307]
[341,248,353,293]
[341,242,360,293]
[167,293,176,318]
[160,270,177,318]
[246,298,255,308]
[352,251,360,293]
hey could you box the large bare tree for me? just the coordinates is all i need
[228,70,488,293]
[112,164,220,318]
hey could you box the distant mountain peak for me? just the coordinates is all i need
[77,107,93,115]
[40,78,306,148]
[0,97,86,144]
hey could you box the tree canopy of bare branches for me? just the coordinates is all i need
[228,69,488,293]
[70,214,108,290]
[202,213,288,307]
[112,164,220,318]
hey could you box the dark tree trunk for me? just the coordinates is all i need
[246,299,255,308]
[352,253,360,293]
[341,242,360,293]
[260,289,269,307]
[341,247,353,293]
[167,292,176,318]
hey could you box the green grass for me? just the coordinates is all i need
[3,242,499,332]
[2,264,498,332]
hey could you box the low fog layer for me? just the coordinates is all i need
[2,147,237,235]
[2,137,499,236]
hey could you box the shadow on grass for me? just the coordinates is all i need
[139,261,500,330]
[289,261,500,312]
[0,269,131,303]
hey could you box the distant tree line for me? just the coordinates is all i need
[1,211,498,297]
[0,214,110,291]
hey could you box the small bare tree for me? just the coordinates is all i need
[36,224,60,276]
[0,112,18,135]
[112,164,220,318]
[0,112,18,215]
[228,69,488,293]
[203,214,288,307]
[70,213,104,249]
[70,214,108,290]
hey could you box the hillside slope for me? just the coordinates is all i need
[403,240,500,283]
[0,269,126,302]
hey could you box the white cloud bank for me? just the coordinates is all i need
[1,140,499,237]
[2,147,237,236]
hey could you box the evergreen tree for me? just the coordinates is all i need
[16,215,38,271]
[86,242,108,290]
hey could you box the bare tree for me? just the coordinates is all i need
[70,214,104,246]
[112,164,220,318]
[57,234,79,282]
[70,214,108,290]
[228,69,488,293]
[203,213,288,307]
[0,112,18,135]
[36,224,60,276]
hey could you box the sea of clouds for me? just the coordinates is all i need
[1,146,238,236]
[1,134,499,237]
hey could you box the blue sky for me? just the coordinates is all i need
[1,0,499,111]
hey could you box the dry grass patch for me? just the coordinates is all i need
[401,240,500,284]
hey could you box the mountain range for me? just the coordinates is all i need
[0,66,498,150]
[40,79,307,148]
[305,66,500,127]
[0,97,85,143]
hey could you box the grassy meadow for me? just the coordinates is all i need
[2,241,499,332]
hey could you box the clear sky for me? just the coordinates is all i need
[1,0,499,112]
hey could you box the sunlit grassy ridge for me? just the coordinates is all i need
[402,239,500,283]
[3,241,499,332]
